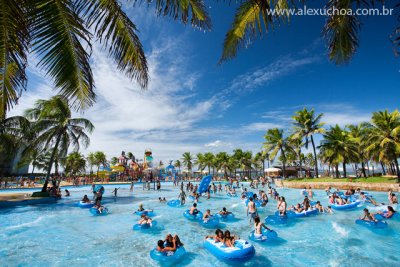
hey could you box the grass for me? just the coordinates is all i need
[286,176,399,184]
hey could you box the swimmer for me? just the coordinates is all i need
[65,189,70,196]
[138,214,152,226]
[82,195,90,203]
[360,208,376,222]
[374,206,396,219]
[254,216,271,238]
[178,189,187,205]
[205,229,224,242]
[203,209,213,222]
[325,206,333,214]
[315,201,324,212]
[190,203,199,215]
[219,207,232,215]
[247,197,257,224]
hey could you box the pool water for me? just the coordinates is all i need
[1,183,399,267]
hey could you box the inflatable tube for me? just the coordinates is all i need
[89,207,109,216]
[248,229,278,242]
[355,219,388,229]
[93,185,105,194]
[77,201,94,208]
[216,213,235,221]
[134,210,154,216]
[331,200,362,210]
[199,216,220,228]
[132,221,157,230]
[226,193,238,197]
[265,214,290,225]
[246,192,254,199]
[167,199,181,207]
[204,238,255,262]
[198,175,212,194]
[245,199,262,207]
[150,246,186,263]
[286,209,318,218]
[183,210,203,221]
[374,212,399,221]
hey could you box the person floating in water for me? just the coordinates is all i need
[205,229,224,242]
[190,203,199,215]
[158,197,167,202]
[82,194,91,203]
[360,208,376,222]
[219,207,232,216]
[203,209,213,222]
[65,189,70,197]
[254,216,272,239]
[138,214,153,226]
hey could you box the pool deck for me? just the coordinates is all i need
[276,180,400,192]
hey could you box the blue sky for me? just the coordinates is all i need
[9,2,400,164]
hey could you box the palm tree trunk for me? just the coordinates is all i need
[281,148,286,178]
[342,162,347,178]
[392,152,400,182]
[298,151,302,178]
[380,162,386,175]
[41,134,62,192]
[366,161,371,177]
[262,160,265,179]
[361,162,367,177]
[310,135,319,178]
[335,165,339,178]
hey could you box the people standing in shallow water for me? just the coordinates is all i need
[112,187,119,197]
[247,197,257,224]
[178,189,186,205]
[277,196,287,215]
[65,189,70,196]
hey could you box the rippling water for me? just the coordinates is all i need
[0,183,399,267]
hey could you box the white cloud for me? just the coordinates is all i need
[205,140,222,147]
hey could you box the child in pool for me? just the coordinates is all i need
[360,208,376,222]
[205,229,224,242]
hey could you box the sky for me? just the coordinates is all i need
[8,1,400,165]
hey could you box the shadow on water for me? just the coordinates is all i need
[176,252,197,266]
[345,238,364,247]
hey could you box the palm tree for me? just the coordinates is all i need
[263,128,289,178]
[219,1,394,65]
[253,151,267,179]
[195,153,206,173]
[203,152,215,175]
[174,160,182,172]
[215,152,232,179]
[365,110,400,181]
[318,125,358,178]
[87,152,96,176]
[288,135,304,178]
[93,151,107,178]
[1,1,211,116]
[24,96,94,191]
[182,152,193,177]
[65,152,86,176]
[347,124,369,177]
[111,156,118,166]
[292,108,325,178]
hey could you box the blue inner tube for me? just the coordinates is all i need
[331,200,362,210]
[132,221,157,230]
[167,199,181,207]
[245,199,262,207]
[216,213,235,221]
[135,210,154,216]
[355,219,388,229]
[198,175,212,194]
[183,210,203,221]
[89,207,109,216]
[150,246,186,263]
[199,216,220,228]
[77,201,94,208]
[246,192,254,199]
[266,214,290,225]
[204,238,255,262]
[374,212,399,221]
[286,208,318,218]
[248,229,278,242]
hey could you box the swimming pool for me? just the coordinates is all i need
[1,183,399,266]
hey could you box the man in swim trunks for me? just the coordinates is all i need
[178,189,186,205]
[247,197,257,224]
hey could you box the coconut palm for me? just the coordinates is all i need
[215,152,233,179]
[292,108,325,178]
[174,159,182,171]
[365,110,400,181]
[195,152,206,172]
[288,135,304,177]
[65,152,86,176]
[93,151,107,178]
[263,128,289,178]
[253,151,268,179]
[87,152,96,176]
[24,95,94,191]
[203,152,215,175]
[110,156,118,166]
[318,125,358,178]
[0,0,211,116]
[182,152,194,176]
[347,124,370,177]
[220,0,392,65]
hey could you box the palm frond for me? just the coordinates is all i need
[81,0,148,88]
[32,0,94,110]
[0,0,29,119]
[323,0,360,64]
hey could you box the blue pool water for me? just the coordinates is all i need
[1,183,399,266]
